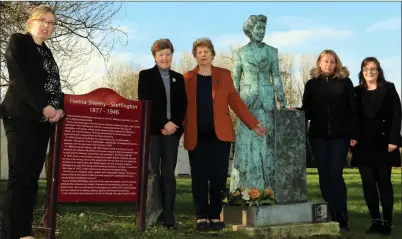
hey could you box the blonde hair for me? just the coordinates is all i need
[310,49,349,79]
[192,37,216,58]
[25,5,57,33]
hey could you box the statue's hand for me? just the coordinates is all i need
[278,96,287,109]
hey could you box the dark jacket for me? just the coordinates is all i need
[138,65,187,136]
[301,74,358,139]
[351,82,401,167]
[0,33,63,121]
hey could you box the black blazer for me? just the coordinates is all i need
[354,82,401,147]
[138,65,187,136]
[0,33,62,121]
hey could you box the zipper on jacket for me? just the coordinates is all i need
[326,76,331,137]
[328,107,331,137]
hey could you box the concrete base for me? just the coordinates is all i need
[230,222,341,239]
[222,202,329,227]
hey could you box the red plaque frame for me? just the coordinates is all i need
[44,88,151,238]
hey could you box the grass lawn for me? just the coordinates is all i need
[1,168,401,238]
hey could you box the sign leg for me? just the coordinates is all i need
[136,101,151,231]
[45,122,62,239]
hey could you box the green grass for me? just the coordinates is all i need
[1,168,401,238]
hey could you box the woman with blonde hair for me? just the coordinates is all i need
[0,5,64,239]
[301,49,358,232]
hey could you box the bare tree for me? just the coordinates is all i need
[214,44,241,70]
[278,53,299,108]
[171,51,196,74]
[298,54,317,96]
[0,1,127,97]
[297,54,317,167]
[94,60,142,100]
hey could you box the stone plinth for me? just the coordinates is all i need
[230,110,307,204]
[272,109,307,203]
[222,202,340,239]
[222,202,329,227]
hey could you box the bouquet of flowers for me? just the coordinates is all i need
[223,187,276,207]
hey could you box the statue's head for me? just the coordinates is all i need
[243,14,267,42]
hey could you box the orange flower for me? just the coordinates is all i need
[264,189,273,196]
[248,188,261,199]
[231,191,240,197]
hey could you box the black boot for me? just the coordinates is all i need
[366,219,382,235]
[380,220,392,236]
[337,212,350,232]
[330,212,337,222]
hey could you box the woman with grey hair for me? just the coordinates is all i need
[229,15,288,196]
[183,37,266,231]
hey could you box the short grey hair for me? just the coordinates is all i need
[191,37,216,57]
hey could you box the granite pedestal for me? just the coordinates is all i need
[271,109,307,203]
[224,110,339,238]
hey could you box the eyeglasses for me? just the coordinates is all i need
[33,18,56,27]
[363,68,378,73]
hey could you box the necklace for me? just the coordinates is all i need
[198,71,212,77]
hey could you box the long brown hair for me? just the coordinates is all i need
[310,49,349,79]
[358,57,386,88]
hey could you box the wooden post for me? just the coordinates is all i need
[136,101,151,231]
[45,121,63,239]
[44,129,54,230]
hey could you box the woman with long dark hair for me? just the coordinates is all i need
[351,57,401,236]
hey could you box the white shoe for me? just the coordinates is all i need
[20,237,35,239]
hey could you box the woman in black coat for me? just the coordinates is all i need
[351,57,401,236]
[301,49,358,232]
[0,5,64,239]
[138,39,187,229]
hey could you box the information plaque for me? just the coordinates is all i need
[45,88,151,238]
[58,89,143,202]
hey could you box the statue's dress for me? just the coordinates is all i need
[230,42,287,191]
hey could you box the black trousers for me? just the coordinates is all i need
[2,118,52,238]
[359,166,394,221]
[188,133,231,220]
[310,137,349,215]
[148,135,180,225]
